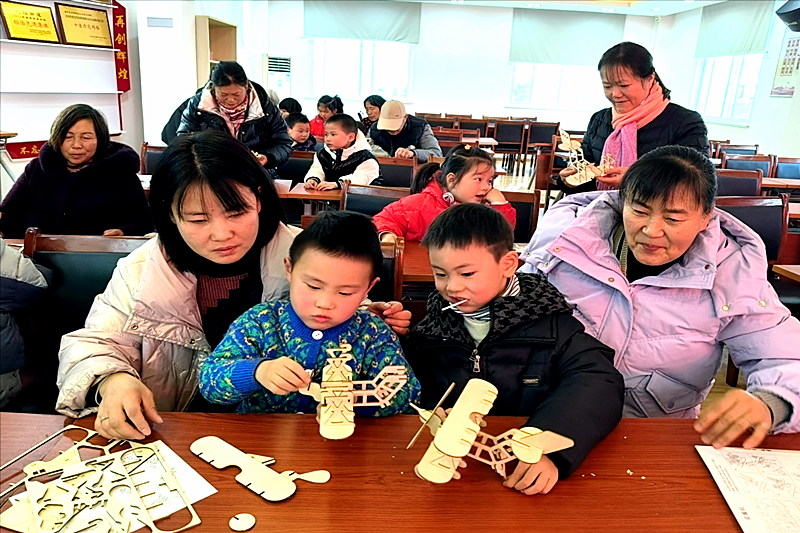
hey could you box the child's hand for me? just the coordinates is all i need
[255,357,311,395]
[368,301,412,336]
[315,181,339,191]
[484,188,507,204]
[503,455,558,495]
[304,180,319,190]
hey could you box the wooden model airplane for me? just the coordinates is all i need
[559,129,615,187]
[408,379,574,483]
[298,342,409,440]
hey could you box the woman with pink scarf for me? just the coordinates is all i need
[560,42,709,192]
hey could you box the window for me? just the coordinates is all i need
[308,37,414,100]
[691,54,763,125]
[509,63,607,111]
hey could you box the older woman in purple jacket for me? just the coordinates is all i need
[521,145,800,449]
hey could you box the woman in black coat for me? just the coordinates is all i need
[561,42,709,192]
[0,104,152,238]
[176,61,292,175]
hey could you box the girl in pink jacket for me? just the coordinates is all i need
[373,145,516,242]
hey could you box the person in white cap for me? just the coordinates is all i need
[368,100,442,163]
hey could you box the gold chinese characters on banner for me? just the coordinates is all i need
[0,1,60,43]
[55,2,112,48]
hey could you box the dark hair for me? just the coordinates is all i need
[280,97,302,114]
[619,145,717,214]
[598,42,671,100]
[210,61,248,87]
[285,112,310,129]
[289,211,382,278]
[363,95,386,109]
[149,131,286,272]
[325,114,359,135]
[411,145,495,194]
[422,203,513,261]
[317,95,344,114]
[49,104,110,159]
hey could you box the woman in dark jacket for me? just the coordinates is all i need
[561,42,709,192]
[0,104,152,238]
[176,61,292,174]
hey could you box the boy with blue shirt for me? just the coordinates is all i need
[200,211,420,415]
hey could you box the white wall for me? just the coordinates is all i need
[117,0,144,153]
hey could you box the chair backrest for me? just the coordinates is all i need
[721,153,774,179]
[458,119,489,137]
[532,135,559,191]
[429,156,445,165]
[493,120,526,146]
[376,157,416,188]
[718,144,759,157]
[369,238,405,302]
[502,190,541,243]
[716,168,763,197]
[483,116,511,121]
[526,121,560,150]
[439,139,478,157]
[427,117,456,129]
[415,112,440,118]
[276,152,315,184]
[140,142,167,174]
[775,157,800,180]
[340,181,411,216]
[432,128,464,141]
[445,113,472,119]
[511,116,537,121]
[715,195,788,264]
[708,139,730,158]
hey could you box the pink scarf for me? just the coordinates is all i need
[198,82,256,137]
[598,81,669,190]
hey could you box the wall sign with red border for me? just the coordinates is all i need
[112,1,129,93]
[5,141,47,160]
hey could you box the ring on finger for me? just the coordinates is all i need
[100,416,110,422]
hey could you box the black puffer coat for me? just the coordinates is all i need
[404,273,623,477]
[176,81,292,169]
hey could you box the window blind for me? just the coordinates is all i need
[694,1,772,58]
[303,0,421,44]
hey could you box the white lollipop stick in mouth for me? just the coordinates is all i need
[441,299,468,312]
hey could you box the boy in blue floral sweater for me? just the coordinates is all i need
[200,211,421,415]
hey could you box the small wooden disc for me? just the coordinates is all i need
[230,513,256,532]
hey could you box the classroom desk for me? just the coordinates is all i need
[791,202,800,220]
[761,177,800,190]
[2,412,798,533]
[774,264,800,284]
[402,240,432,282]
[274,180,341,215]
[462,137,498,148]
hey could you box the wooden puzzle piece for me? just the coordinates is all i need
[510,428,574,464]
[352,365,408,407]
[229,513,256,532]
[279,470,331,483]
[414,444,462,484]
[190,436,297,502]
[434,379,497,458]
[558,128,615,187]
[319,390,356,440]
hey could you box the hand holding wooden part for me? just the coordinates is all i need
[409,379,574,483]
[559,129,615,187]
[298,342,408,440]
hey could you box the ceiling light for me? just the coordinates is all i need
[533,3,540,6]
[527,2,533,6]
[608,8,615,12]
[652,7,661,11]
[602,7,609,11]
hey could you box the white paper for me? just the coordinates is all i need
[696,445,800,532]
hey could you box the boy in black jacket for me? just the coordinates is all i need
[404,203,623,495]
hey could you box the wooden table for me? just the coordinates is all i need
[762,177,800,190]
[462,137,498,148]
[774,264,800,283]
[791,202,800,220]
[274,179,341,215]
[403,240,432,283]
[710,157,721,167]
[2,413,798,532]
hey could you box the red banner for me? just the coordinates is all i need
[6,141,47,160]
[112,1,130,93]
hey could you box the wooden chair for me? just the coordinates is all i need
[511,116,537,121]
[458,119,489,137]
[444,113,472,127]
[708,139,730,158]
[716,168,763,197]
[415,112,441,118]
[721,153,774,179]
[774,157,800,181]
[718,144,760,157]
[533,135,561,210]
[429,156,445,165]
[521,121,560,178]
[439,139,478,157]
[483,116,511,121]
[340,180,410,217]
[15,228,151,412]
[375,157,416,188]
[426,117,456,129]
[432,128,464,142]
[503,189,541,243]
[276,151,315,185]
[140,142,167,175]
[493,120,527,175]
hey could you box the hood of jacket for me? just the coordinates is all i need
[37,141,139,177]
[320,130,372,162]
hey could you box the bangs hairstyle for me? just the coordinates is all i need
[210,61,248,87]
[325,114,359,135]
[49,104,110,158]
[280,97,302,114]
[285,113,309,129]
[318,94,344,114]
[598,41,671,100]
[289,211,382,279]
[422,203,513,261]
[363,95,386,109]
[149,131,286,272]
[619,145,717,215]
[411,144,494,194]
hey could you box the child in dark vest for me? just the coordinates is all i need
[403,203,623,495]
[304,114,380,190]
[286,113,317,152]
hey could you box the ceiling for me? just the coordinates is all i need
[413,0,727,17]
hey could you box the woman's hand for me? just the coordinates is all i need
[395,148,414,159]
[96,372,163,440]
[503,455,559,495]
[304,180,318,190]
[315,181,339,191]
[596,166,628,188]
[368,301,412,336]
[103,229,124,236]
[256,154,268,166]
[559,167,578,187]
[255,357,311,395]
[694,389,773,449]
[484,188,507,204]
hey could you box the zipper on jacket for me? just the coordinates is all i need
[470,349,481,373]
